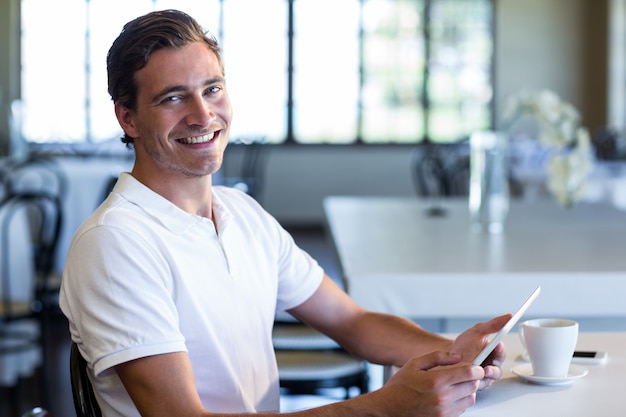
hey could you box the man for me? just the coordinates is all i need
[60,9,510,417]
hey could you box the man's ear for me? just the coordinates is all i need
[115,102,139,139]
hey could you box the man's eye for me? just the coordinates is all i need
[207,86,221,94]
[163,95,181,103]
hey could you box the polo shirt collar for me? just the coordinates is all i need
[113,172,233,235]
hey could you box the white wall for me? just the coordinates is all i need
[494,0,586,123]
[258,146,416,224]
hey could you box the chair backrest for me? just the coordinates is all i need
[412,144,473,198]
[273,313,369,398]
[0,194,37,317]
[69,342,102,417]
[1,156,67,202]
[0,192,63,317]
[412,148,447,198]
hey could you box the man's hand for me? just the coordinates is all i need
[450,314,512,390]
[374,351,485,417]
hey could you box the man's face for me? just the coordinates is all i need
[116,41,233,180]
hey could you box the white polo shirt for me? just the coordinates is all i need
[59,173,324,417]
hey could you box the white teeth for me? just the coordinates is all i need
[180,132,215,144]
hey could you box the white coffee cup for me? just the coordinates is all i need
[519,318,579,378]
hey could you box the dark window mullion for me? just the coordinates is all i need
[85,0,92,142]
[422,0,432,144]
[356,0,365,144]
[286,0,295,143]
[489,0,496,130]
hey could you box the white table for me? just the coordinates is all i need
[323,196,626,331]
[465,332,626,416]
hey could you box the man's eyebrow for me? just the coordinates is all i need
[151,77,226,104]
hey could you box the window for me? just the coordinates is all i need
[20,0,493,148]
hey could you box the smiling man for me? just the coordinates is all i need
[60,9,510,417]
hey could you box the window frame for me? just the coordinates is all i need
[18,0,495,154]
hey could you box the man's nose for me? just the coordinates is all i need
[186,95,215,126]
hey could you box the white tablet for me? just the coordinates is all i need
[472,286,541,366]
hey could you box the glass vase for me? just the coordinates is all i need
[469,131,509,234]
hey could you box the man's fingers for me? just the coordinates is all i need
[410,351,464,371]
[481,313,513,334]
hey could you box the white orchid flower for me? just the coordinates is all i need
[503,89,594,207]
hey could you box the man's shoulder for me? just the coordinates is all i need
[73,193,152,241]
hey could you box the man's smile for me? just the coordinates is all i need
[177,131,216,144]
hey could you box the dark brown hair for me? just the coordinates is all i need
[107,9,223,147]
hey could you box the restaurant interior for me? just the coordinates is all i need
[1,0,625,416]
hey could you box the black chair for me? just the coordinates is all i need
[100,175,119,204]
[1,156,67,201]
[1,158,65,409]
[412,144,473,198]
[20,407,53,417]
[273,313,369,399]
[221,141,267,201]
[69,342,102,417]
[412,147,448,198]
[0,191,61,413]
[1,157,65,318]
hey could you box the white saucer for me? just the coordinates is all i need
[512,364,588,386]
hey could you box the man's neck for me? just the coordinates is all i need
[130,169,214,219]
